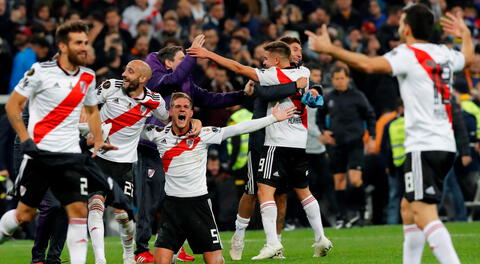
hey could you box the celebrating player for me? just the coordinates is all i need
[141,92,295,264]
[187,41,332,259]
[307,4,473,264]
[87,60,201,264]
[0,21,115,264]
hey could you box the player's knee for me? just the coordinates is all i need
[114,211,129,224]
[16,210,35,224]
[88,198,105,212]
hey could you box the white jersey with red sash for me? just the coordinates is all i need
[384,43,465,153]
[254,66,310,149]
[14,61,97,153]
[95,79,168,163]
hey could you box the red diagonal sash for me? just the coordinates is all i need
[162,137,201,172]
[33,72,94,144]
[276,67,308,128]
[407,45,452,124]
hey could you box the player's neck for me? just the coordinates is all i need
[172,124,190,136]
[278,61,291,69]
[58,54,79,72]
[405,36,428,45]
[129,86,145,99]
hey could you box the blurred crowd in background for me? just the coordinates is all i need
[1,0,480,235]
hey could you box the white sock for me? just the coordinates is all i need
[88,199,106,263]
[424,220,460,264]
[67,218,88,264]
[115,212,135,259]
[403,224,425,264]
[234,214,250,240]
[302,195,324,242]
[0,210,20,243]
[277,234,282,243]
[260,201,280,246]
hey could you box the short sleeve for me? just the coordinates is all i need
[14,63,42,98]
[84,76,98,106]
[95,79,115,104]
[200,127,225,145]
[152,94,169,121]
[448,49,465,72]
[255,67,280,86]
[383,45,411,76]
[141,124,162,143]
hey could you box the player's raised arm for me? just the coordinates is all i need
[221,103,296,140]
[440,11,474,67]
[186,47,259,82]
[305,25,392,74]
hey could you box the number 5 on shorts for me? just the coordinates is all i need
[210,229,219,244]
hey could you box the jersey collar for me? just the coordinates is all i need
[57,59,80,76]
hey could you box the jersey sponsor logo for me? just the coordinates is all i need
[162,137,201,172]
[33,72,94,144]
[147,168,156,178]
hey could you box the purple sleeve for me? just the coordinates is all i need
[156,55,196,86]
[191,83,245,108]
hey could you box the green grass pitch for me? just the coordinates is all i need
[0,222,479,263]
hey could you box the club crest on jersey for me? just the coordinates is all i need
[80,81,88,94]
[147,169,155,178]
[186,139,195,148]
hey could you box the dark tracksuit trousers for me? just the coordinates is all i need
[134,145,165,255]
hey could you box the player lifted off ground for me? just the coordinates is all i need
[307,3,473,264]
[187,41,332,259]
[0,21,115,264]
[87,60,201,264]
[142,92,295,264]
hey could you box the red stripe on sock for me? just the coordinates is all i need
[260,202,276,209]
[424,223,444,238]
[69,218,87,225]
[301,196,316,207]
[89,205,104,212]
[404,227,421,233]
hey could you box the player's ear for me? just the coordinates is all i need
[58,42,67,54]
[165,59,173,69]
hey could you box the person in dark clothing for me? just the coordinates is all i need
[317,64,376,228]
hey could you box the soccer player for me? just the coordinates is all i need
[0,21,115,264]
[87,60,200,264]
[141,92,296,264]
[307,4,473,264]
[230,36,308,261]
[187,41,332,259]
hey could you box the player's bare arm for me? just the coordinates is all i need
[84,105,118,157]
[221,103,296,140]
[5,91,30,142]
[440,11,474,67]
[305,25,392,74]
[186,47,259,81]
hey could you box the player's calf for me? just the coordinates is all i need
[203,250,225,264]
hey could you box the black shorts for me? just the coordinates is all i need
[329,139,364,174]
[91,156,134,202]
[154,195,222,254]
[404,151,455,204]
[256,146,309,190]
[16,158,89,208]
